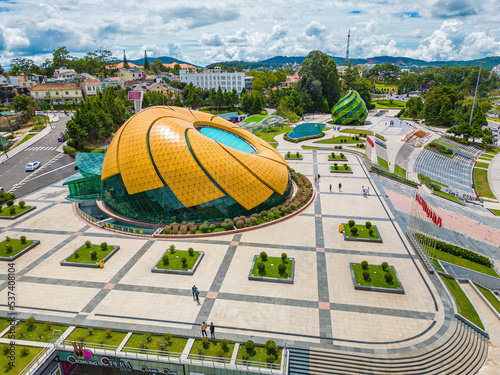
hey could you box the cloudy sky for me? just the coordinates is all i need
[0,0,499,67]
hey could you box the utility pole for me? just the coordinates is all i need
[344,29,351,66]
[469,61,484,129]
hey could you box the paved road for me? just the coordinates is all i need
[0,112,77,198]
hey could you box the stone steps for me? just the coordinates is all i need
[288,321,487,374]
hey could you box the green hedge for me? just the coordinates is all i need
[415,234,492,267]
[91,148,105,153]
[375,133,387,141]
[283,132,325,143]
[371,166,418,187]
[0,191,16,204]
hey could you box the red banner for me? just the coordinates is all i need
[415,193,442,227]
[367,136,374,147]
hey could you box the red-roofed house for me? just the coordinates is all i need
[163,63,197,70]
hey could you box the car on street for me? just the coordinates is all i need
[58,134,65,142]
[25,161,41,171]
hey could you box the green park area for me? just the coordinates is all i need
[0,238,35,257]
[394,165,407,178]
[475,162,489,169]
[340,129,373,136]
[374,100,405,109]
[154,247,201,271]
[474,168,496,199]
[242,115,267,126]
[0,345,43,374]
[0,205,32,217]
[476,284,500,315]
[64,243,115,264]
[440,276,484,329]
[330,165,351,172]
[3,319,66,343]
[344,223,380,240]
[256,125,293,148]
[433,140,458,150]
[352,263,400,289]
[377,157,389,170]
[251,254,293,279]
[315,136,365,144]
[237,343,282,365]
[190,339,235,360]
[67,328,127,346]
[123,333,188,353]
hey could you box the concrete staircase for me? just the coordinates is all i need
[288,320,487,374]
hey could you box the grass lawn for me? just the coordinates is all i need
[377,157,389,170]
[352,263,401,289]
[155,250,201,271]
[486,116,500,123]
[426,246,499,278]
[375,133,387,141]
[67,328,127,346]
[340,129,373,136]
[251,256,293,279]
[330,165,352,172]
[64,244,115,264]
[421,176,448,188]
[432,259,444,272]
[123,333,187,354]
[344,224,380,240]
[284,153,302,159]
[328,154,348,161]
[0,344,43,374]
[242,115,267,126]
[474,168,496,199]
[190,339,235,359]
[314,136,365,144]
[237,345,282,365]
[426,144,454,157]
[18,133,35,145]
[433,140,458,150]
[440,275,484,329]
[268,142,278,148]
[394,165,407,178]
[256,126,293,144]
[0,239,35,257]
[475,162,489,169]
[490,209,500,216]
[4,321,67,342]
[0,206,33,217]
[374,83,399,91]
[433,190,463,204]
[374,100,406,109]
[0,319,11,333]
[475,284,500,315]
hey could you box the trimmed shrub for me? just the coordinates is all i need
[250,216,258,225]
[19,201,25,208]
[369,228,374,236]
[286,151,290,157]
[348,220,355,227]
[265,340,278,356]
[267,212,275,220]
[244,218,252,227]
[74,250,79,258]
[226,220,234,229]
[278,263,287,274]
[181,257,187,268]
[169,244,176,253]
[188,247,194,256]
[221,222,228,230]
[144,332,152,342]
[365,221,372,229]
[296,151,300,157]
[350,227,358,236]
[90,250,97,260]
[236,220,244,229]
[20,347,30,357]
[164,333,172,344]
[88,328,93,336]
[363,271,370,281]
[20,235,27,244]
[85,240,92,248]
[267,354,276,363]
[257,262,265,272]
[281,253,287,262]
[384,273,393,283]
[90,148,105,153]
[382,262,388,271]
[45,321,52,331]
[5,244,12,253]
[220,339,230,352]
[245,340,255,353]
[260,251,268,261]
[361,260,368,270]
[260,210,268,217]
[180,225,188,234]
[26,317,36,330]
[200,223,209,232]
[9,206,15,215]
[201,337,210,349]
[6,199,14,207]
[209,224,216,232]
[5,236,9,242]
[100,242,107,251]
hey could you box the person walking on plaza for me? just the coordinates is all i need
[361,186,364,195]
[192,285,197,301]
[210,322,215,339]
[329,184,332,193]
[314,175,317,183]
[366,187,370,196]
[318,174,321,182]
[195,288,200,305]
[201,322,208,337]
[338,182,342,192]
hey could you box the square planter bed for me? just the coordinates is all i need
[330,166,353,173]
[284,154,303,160]
[328,155,348,162]
[350,262,404,294]
[189,339,235,362]
[249,255,295,284]
[61,244,120,268]
[152,249,204,275]
[237,344,282,367]
[122,333,188,355]
[3,320,67,342]
[0,205,36,220]
[0,344,43,374]
[67,327,128,346]
[342,224,383,243]
[0,239,40,261]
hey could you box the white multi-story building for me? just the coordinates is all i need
[179,67,248,92]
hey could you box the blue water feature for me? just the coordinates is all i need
[199,127,254,153]
[287,123,324,140]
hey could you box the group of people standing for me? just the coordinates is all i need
[200,321,215,339]
[361,186,370,197]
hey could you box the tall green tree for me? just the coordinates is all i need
[144,50,150,70]
[13,95,35,119]
[52,46,72,68]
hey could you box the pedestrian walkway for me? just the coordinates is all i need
[487,153,500,201]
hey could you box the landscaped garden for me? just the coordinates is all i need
[67,327,127,346]
[433,140,458,150]
[237,339,282,365]
[432,259,444,272]
[256,125,293,148]
[0,200,32,217]
[373,100,405,109]
[63,241,117,265]
[123,332,187,354]
[314,135,365,144]
[432,189,463,204]
[330,164,351,172]
[0,344,43,374]
[251,252,293,280]
[154,245,201,271]
[0,236,36,258]
[440,275,484,329]
[3,318,66,343]
[328,152,347,161]
[352,261,401,290]
[343,221,380,240]
[371,166,418,187]
[394,165,407,178]
[377,157,389,170]
[340,129,373,136]
[285,151,302,159]
[427,142,454,157]
[475,284,500,315]
[190,338,235,360]
[474,168,496,199]
[475,162,489,169]
[426,246,498,277]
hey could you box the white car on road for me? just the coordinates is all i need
[25,161,41,171]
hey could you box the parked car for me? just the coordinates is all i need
[25,161,41,171]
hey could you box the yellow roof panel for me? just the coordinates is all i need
[101,122,125,181]
[149,119,225,207]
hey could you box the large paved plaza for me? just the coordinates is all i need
[0,149,448,354]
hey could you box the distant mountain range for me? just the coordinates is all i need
[126,55,500,70]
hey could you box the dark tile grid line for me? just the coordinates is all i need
[313,150,334,346]
[190,233,242,335]
[301,213,391,221]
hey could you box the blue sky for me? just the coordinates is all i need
[0,0,499,67]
